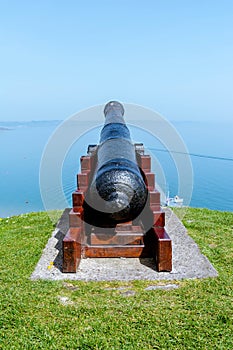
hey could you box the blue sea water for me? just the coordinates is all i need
[0,119,232,218]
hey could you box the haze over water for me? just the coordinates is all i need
[0,119,232,218]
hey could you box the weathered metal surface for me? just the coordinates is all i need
[86,101,148,226]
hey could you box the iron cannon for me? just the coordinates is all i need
[84,101,148,226]
[63,101,172,273]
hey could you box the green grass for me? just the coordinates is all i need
[0,208,232,349]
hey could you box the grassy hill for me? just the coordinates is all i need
[0,208,232,349]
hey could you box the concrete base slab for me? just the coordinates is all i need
[31,208,218,281]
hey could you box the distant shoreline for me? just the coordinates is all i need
[0,126,11,131]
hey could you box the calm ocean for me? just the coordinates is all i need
[0,120,232,218]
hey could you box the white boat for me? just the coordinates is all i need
[173,195,183,204]
[165,192,183,207]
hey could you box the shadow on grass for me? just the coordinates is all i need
[54,229,65,272]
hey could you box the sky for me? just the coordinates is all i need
[0,0,233,122]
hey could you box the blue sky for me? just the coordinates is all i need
[0,0,232,121]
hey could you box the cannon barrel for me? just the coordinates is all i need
[87,101,148,225]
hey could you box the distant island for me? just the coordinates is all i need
[0,120,61,129]
[0,126,11,131]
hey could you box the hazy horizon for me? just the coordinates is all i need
[1,117,233,124]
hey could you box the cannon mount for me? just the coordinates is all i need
[62,143,172,273]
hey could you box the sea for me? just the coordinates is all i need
[0,119,232,218]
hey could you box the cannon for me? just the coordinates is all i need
[62,101,172,273]
[84,101,148,226]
